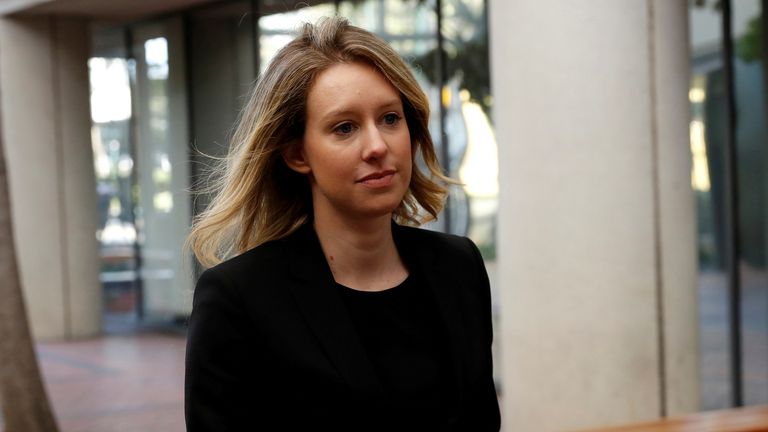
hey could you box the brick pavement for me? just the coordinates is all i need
[36,333,186,432]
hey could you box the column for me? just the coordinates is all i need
[489,1,698,430]
[0,16,101,339]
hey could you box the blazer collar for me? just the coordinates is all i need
[284,221,466,395]
[285,222,381,393]
[392,223,466,394]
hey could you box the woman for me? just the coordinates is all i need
[185,16,500,431]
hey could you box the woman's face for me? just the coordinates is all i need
[288,61,412,223]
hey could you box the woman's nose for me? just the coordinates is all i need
[361,126,387,160]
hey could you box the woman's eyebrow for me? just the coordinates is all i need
[319,99,403,123]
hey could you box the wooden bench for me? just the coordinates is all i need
[582,405,768,431]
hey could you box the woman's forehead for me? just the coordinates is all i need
[305,62,402,119]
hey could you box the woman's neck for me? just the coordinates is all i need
[312,212,408,292]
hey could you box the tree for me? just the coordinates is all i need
[0,64,59,431]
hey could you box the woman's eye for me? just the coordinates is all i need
[383,113,401,125]
[334,123,355,135]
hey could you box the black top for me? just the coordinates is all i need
[337,272,454,428]
[185,222,500,431]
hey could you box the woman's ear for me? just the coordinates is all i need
[282,141,311,174]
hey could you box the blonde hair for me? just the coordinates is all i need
[187,16,452,268]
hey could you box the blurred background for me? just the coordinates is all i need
[0,0,766,430]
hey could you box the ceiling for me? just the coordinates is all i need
[3,0,227,20]
[1,0,343,20]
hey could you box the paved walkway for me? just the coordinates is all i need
[37,333,186,432]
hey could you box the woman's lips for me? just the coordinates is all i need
[357,170,396,187]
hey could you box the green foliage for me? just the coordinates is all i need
[408,0,492,116]
[737,15,763,62]
[411,37,491,115]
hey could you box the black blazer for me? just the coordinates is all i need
[185,222,500,431]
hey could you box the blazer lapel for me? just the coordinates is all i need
[393,223,467,396]
[284,223,382,393]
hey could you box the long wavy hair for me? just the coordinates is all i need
[187,16,452,268]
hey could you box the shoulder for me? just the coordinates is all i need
[394,223,480,261]
[194,232,305,308]
[203,237,287,283]
[195,223,320,294]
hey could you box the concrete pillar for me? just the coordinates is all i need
[490,1,698,430]
[0,16,101,340]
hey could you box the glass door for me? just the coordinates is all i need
[132,17,193,323]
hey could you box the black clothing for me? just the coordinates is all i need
[337,273,455,429]
[185,222,500,431]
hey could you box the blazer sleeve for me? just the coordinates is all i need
[185,268,255,431]
[461,237,501,431]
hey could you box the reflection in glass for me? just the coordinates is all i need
[89,54,140,332]
[258,4,337,33]
[689,1,732,410]
[258,3,337,74]
[732,0,768,406]
[90,58,132,123]
[132,18,193,324]
[690,0,768,409]
[144,37,169,80]
[381,0,436,36]
[458,89,498,251]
